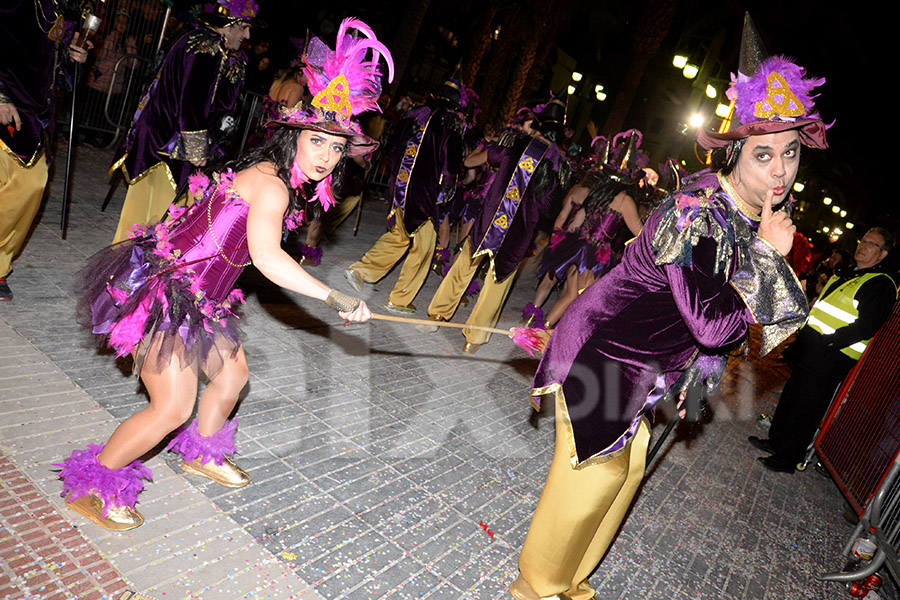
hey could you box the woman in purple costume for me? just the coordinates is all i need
[532,171,643,328]
[56,18,392,532]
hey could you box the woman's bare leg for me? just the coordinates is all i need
[197,346,249,436]
[545,266,582,328]
[305,219,324,248]
[532,273,557,308]
[437,216,451,250]
[98,345,199,470]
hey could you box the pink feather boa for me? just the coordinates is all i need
[289,161,336,212]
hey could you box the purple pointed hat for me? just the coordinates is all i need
[697,13,829,150]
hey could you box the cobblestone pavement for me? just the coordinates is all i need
[0,143,887,599]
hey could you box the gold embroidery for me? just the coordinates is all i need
[186,31,223,57]
[505,186,520,202]
[167,130,210,162]
[311,74,352,118]
[47,15,67,42]
[397,168,410,183]
[518,156,536,172]
[222,55,245,84]
[405,143,418,157]
[493,214,509,229]
[718,172,761,222]
[755,72,805,119]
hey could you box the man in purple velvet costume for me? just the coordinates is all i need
[345,80,466,313]
[0,0,90,301]
[422,97,570,353]
[510,16,828,600]
[109,0,256,244]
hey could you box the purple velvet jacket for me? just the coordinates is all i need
[0,0,72,166]
[469,136,567,282]
[533,171,809,467]
[385,103,465,233]
[110,26,245,188]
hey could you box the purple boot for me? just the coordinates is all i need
[56,444,152,531]
[167,419,249,488]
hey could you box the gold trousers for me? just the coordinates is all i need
[325,193,361,235]
[113,165,177,243]
[516,399,650,599]
[0,151,48,277]
[349,210,436,307]
[427,238,517,344]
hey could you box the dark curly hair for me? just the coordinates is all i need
[226,127,346,223]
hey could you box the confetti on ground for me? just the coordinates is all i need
[282,551,297,561]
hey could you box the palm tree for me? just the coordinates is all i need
[477,7,522,125]
[388,0,432,97]
[602,0,677,136]
[463,1,504,84]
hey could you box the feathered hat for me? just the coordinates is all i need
[198,0,262,27]
[697,13,828,150]
[266,18,395,157]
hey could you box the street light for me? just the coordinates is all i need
[793,182,805,193]
[596,91,607,101]
[705,84,717,98]
[823,197,832,205]
[567,85,576,95]
[688,113,705,128]
[846,222,855,229]
[683,64,699,79]
[673,55,688,69]
[572,71,583,82]
[832,206,840,213]
[715,103,730,117]
[840,210,847,217]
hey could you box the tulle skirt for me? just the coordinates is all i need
[74,237,243,378]
[537,233,612,283]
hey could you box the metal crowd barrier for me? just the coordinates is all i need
[814,295,900,585]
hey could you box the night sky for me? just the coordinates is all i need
[235,0,886,226]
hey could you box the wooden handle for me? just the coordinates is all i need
[370,312,511,336]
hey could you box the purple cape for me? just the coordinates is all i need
[0,0,67,165]
[469,137,566,282]
[533,172,809,466]
[110,27,245,188]
[384,105,465,233]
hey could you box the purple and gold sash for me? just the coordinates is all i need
[391,112,433,213]
[474,138,548,257]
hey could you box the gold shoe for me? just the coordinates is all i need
[461,341,482,354]
[344,268,364,292]
[509,574,569,600]
[385,301,417,314]
[415,315,444,333]
[181,456,250,488]
[66,493,144,532]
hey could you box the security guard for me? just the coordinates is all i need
[750,227,897,472]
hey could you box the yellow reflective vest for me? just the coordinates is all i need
[807,272,896,360]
